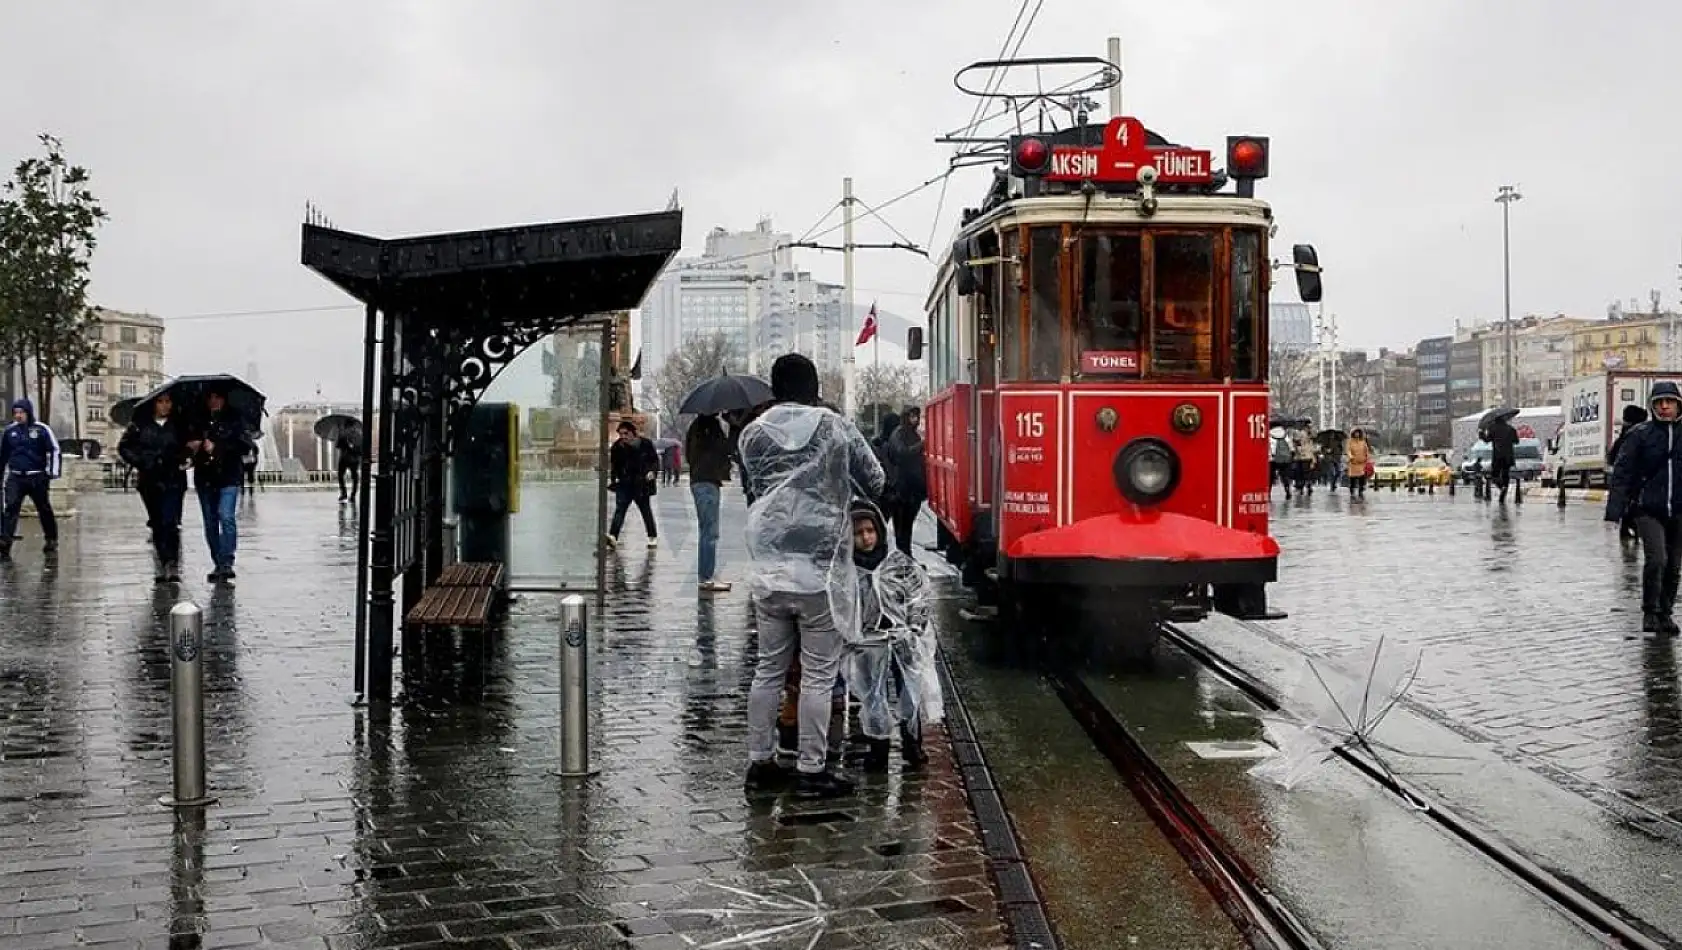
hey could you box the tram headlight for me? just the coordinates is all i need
[1114,438,1181,506]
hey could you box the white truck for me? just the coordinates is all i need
[1555,371,1669,488]
[1450,406,1562,462]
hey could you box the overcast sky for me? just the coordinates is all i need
[3,0,1679,405]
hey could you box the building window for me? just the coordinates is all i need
[150,330,162,347]
[120,326,137,344]
[87,407,105,423]
[120,379,139,397]
[85,379,104,396]
[120,352,137,370]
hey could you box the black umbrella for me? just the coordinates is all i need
[109,396,141,428]
[1315,428,1346,451]
[678,374,774,416]
[1480,407,1519,428]
[1270,414,1312,430]
[134,374,267,430]
[313,413,362,442]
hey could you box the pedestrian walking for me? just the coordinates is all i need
[685,414,732,592]
[189,389,248,582]
[606,420,659,549]
[1608,405,1649,541]
[1345,428,1373,499]
[847,502,939,771]
[1606,381,1682,636]
[118,393,189,582]
[1269,427,1293,498]
[0,398,61,559]
[336,430,362,504]
[242,439,260,493]
[1487,413,1520,503]
[1291,427,1317,495]
[883,406,927,555]
[740,353,885,799]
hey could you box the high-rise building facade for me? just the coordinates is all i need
[1414,335,1452,448]
[77,308,167,453]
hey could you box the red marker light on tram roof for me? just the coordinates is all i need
[1015,137,1050,172]
[1226,136,1269,178]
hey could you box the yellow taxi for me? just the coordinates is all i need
[1371,454,1410,488]
[1407,452,1454,489]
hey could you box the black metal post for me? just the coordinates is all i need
[368,310,402,705]
[352,300,378,700]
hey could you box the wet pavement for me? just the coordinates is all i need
[0,484,1007,950]
[1264,489,1682,819]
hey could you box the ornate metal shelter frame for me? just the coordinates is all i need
[302,210,682,704]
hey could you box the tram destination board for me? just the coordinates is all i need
[1045,116,1214,185]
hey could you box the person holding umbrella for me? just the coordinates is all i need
[189,388,250,582]
[685,414,732,591]
[118,392,189,582]
[336,428,362,504]
[1485,408,1520,503]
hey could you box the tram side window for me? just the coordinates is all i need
[1027,227,1062,381]
[1077,234,1143,376]
[1231,230,1262,381]
[1151,233,1215,377]
[999,230,1023,380]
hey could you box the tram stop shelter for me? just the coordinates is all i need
[302,208,683,704]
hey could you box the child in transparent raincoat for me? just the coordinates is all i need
[847,502,943,771]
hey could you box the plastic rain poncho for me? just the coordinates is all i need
[847,504,944,737]
[739,403,885,643]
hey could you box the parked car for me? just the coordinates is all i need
[1458,438,1545,483]
[1408,453,1455,489]
[1372,454,1411,488]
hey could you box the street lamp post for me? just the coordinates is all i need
[1496,184,1523,408]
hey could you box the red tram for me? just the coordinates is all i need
[908,58,1322,643]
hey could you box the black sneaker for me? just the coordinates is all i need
[208,568,226,582]
[794,770,855,800]
[1643,612,1663,634]
[776,722,798,758]
[42,539,57,553]
[900,725,929,768]
[166,563,181,583]
[744,760,791,792]
[1662,615,1681,636]
[863,738,891,773]
[223,568,236,580]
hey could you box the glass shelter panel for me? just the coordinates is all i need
[1150,233,1216,377]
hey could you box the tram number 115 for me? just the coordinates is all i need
[1247,413,1268,440]
[1014,412,1045,438]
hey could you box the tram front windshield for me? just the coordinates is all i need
[1064,227,1263,382]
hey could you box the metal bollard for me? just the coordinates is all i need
[160,602,216,808]
[555,595,598,777]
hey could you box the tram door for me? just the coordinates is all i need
[974,295,997,520]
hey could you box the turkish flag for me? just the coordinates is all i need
[855,303,878,346]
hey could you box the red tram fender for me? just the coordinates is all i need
[1004,508,1278,587]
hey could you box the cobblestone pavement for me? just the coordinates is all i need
[0,484,1006,950]
[1265,489,1682,820]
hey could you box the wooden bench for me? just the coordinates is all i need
[405,561,506,631]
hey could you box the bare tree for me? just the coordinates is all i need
[1268,344,1317,420]
[650,333,740,433]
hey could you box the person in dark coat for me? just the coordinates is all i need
[1608,405,1649,540]
[607,419,660,548]
[119,392,189,582]
[189,389,249,583]
[0,397,61,559]
[335,429,363,504]
[1486,414,1520,503]
[883,406,927,555]
[1606,381,1682,635]
[685,414,733,590]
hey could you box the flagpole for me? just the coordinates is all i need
[872,300,881,435]
[841,176,856,422]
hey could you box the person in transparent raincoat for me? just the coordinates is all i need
[739,354,885,799]
[847,502,942,771]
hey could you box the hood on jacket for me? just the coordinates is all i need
[10,398,33,423]
[1624,405,1651,426]
[1651,381,1682,418]
[850,501,890,571]
[876,413,901,445]
[750,403,828,452]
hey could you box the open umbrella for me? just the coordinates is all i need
[134,374,267,430]
[1270,414,1311,430]
[1480,406,1519,428]
[109,396,141,428]
[313,413,362,442]
[679,374,774,416]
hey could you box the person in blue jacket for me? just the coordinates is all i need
[1606,381,1682,635]
[0,398,62,559]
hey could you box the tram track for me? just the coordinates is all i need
[1119,618,1677,950]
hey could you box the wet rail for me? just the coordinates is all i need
[1045,667,1327,950]
[1154,620,1678,950]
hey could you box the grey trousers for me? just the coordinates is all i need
[749,591,843,774]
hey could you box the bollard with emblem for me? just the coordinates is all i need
[161,601,216,807]
[556,595,598,777]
